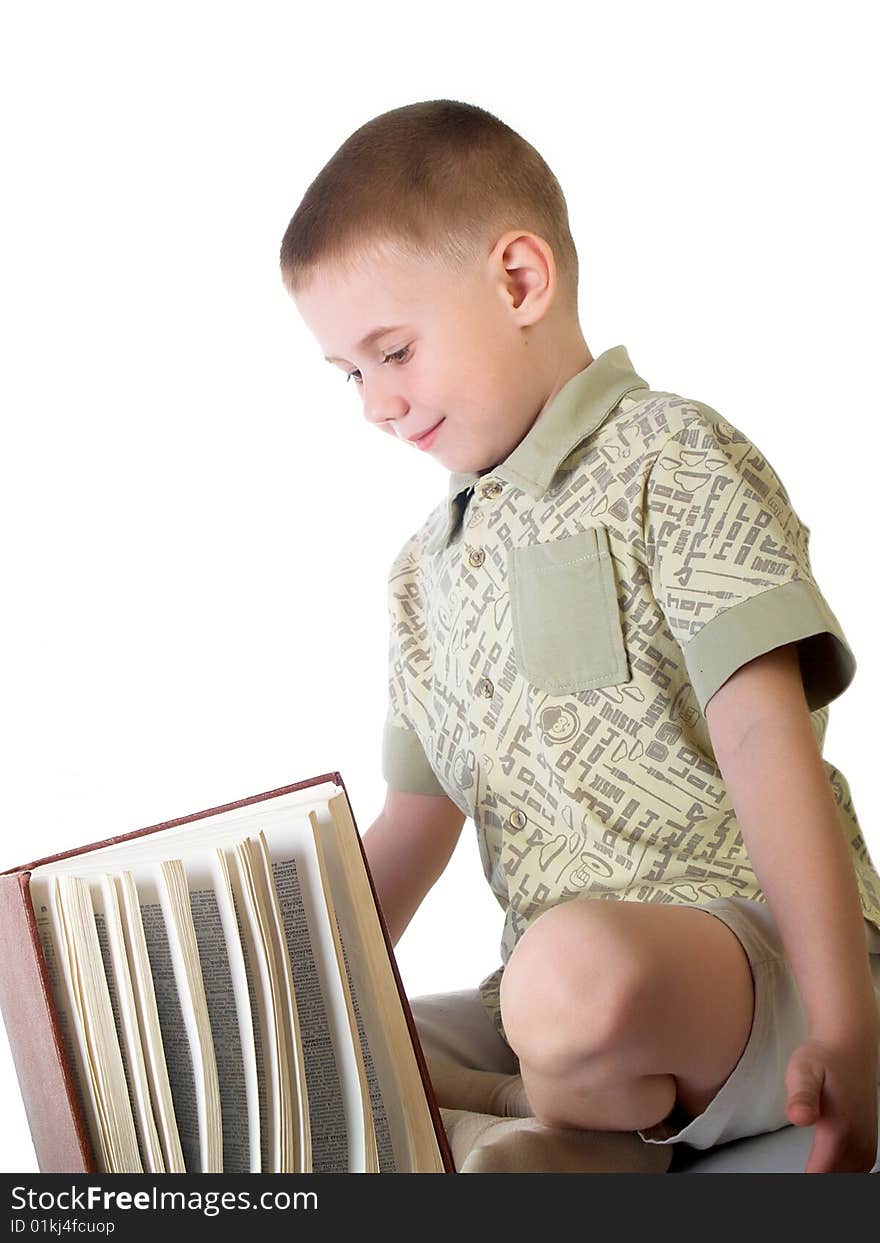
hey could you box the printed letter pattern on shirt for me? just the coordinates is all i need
[381,346,880,1044]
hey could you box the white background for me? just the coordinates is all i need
[1,0,878,1173]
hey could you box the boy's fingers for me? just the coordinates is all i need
[787,1095,818,1124]
[785,1058,825,1124]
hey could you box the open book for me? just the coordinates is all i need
[0,773,453,1173]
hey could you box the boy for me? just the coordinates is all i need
[280,99,880,1173]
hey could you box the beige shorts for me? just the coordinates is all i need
[410,897,880,1154]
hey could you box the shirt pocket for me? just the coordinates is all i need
[509,525,630,693]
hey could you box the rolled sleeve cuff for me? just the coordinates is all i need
[381,719,446,796]
[683,578,857,716]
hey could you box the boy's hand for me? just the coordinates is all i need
[785,1035,879,1172]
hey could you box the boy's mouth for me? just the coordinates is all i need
[408,418,445,449]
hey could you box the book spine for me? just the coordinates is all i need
[0,873,95,1172]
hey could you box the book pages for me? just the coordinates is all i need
[25,780,445,1173]
[53,876,142,1172]
[116,872,186,1172]
[92,876,164,1171]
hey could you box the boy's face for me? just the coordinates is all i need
[292,239,557,475]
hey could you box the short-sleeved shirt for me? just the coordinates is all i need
[382,343,880,1042]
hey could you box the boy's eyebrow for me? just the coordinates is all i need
[324,325,407,363]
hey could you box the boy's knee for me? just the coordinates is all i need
[499,905,639,1072]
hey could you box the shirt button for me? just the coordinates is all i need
[467,547,486,568]
[507,809,527,830]
[476,676,494,699]
[480,480,503,499]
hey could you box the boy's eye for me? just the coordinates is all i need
[345,344,411,385]
[383,345,411,365]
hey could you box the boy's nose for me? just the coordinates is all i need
[363,384,408,430]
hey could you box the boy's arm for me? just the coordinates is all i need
[705,640,879,1036]
[361,785,467,947]
[705,642,880,1169]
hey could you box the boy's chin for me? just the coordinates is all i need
[441,450,498,476]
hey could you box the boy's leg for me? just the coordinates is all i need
[424,1054,532,1116]
[499,898,757,1133]
[410,988,673,1171]
[439,1107,672,1173]
[409,988,531,1115]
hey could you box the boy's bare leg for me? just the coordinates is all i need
[422,1039,671,1173]
[440,1107,672,1173]
[499,899,755,1132]
[425,1035,673,1172]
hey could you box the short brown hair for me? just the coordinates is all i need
[279,99,579,309]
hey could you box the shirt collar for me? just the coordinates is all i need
[431,344,649,552]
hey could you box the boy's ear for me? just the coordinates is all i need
[491,230,556,327]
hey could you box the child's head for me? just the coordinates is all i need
[280,99,590,474]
